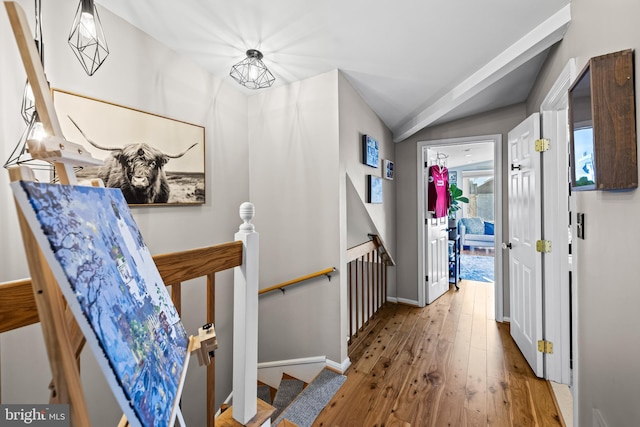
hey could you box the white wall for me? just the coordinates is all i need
[527,0,640,425]
[247,70,398,369]
[0,1,249,425]
[394,104,526,306]
[248,70,343,364]
[338,72,397,361]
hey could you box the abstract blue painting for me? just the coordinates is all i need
[12,181,189,427]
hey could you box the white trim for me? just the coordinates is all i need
[416,143,426,307]
[592,409,610,427]
[386,296,399,304]
[540,58,575,385]
[417,135,503,321]
[257,356,326,370]
[393,5,571,142]
[502,316,511,323]
[215,392,234,419]
[396,297,420,307]
[326,357,351,374]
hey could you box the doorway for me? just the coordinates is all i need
[416,135,503,319]
[459,168,496,283]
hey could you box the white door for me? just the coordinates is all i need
[507,113,543,377]
[426,215,449,304]
[425,150,449,304]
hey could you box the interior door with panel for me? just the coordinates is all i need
[507,113,543,377]
[425,149,449,304]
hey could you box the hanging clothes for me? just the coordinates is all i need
[427,164,450,218]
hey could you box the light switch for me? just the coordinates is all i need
[576,213,585,239]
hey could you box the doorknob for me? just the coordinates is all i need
[511,164,521,171]
[502,242,512,250]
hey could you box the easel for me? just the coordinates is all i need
[4,3,216,426]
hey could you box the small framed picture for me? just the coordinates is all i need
[367,175,383,203]
[362,134,379,168]
[383,159,394,180]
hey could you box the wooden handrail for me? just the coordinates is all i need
[346,241,377,263]
[346,234,395,266]
[0,241,243,333]
[259,267,336,295]
[369,234,396,266]
[0,278,38,334]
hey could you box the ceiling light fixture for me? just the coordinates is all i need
[4,0,51,173]
[20,0,43,125]
[229,49,275,89]
[68,0,109,76]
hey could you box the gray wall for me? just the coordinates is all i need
[395,104,526,307]
[338,72,397,360]
[248,70,343,364]
[0,1,248,424]
[0,6,401,420]
[527,0,640,424]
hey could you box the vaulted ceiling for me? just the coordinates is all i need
[98,0,571,142]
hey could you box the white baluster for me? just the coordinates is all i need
[233,202,259,424]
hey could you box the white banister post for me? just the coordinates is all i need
[233,202,259,424]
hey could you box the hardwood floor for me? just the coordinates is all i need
[314,280,564,426]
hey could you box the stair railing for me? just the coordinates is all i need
[346,234,394,345]
[259,267,336,296]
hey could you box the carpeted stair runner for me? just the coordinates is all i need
[257,382,273,405]
[273,369,347,427]
[271,377,305,420]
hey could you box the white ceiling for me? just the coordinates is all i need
[97,0,571,142]
[432,142,494,169]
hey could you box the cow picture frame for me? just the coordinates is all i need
[52,89,205,206]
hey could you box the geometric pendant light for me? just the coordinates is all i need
[20,0,45,124]
[4,0,51,172]
[68,0,109,76]
[230,49,275,89]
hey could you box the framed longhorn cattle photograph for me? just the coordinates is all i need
[52,89,205,206]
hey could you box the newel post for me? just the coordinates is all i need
[233,202,259,424]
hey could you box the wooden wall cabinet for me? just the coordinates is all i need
[569,49,638,191]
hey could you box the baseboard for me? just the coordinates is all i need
[396,297,420,306]
[386,296,398,303]
[503,316,511,323]
[593,409,609,427]
[215,392,234,418]
[326,357,351,374]
[258,356,326,369]
[257,356,328,387]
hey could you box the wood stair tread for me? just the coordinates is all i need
[275,419,300,427]
[215,398,275,427]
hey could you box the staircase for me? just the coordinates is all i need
[222,368,346,427]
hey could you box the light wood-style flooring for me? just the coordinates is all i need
[314,280,564,426]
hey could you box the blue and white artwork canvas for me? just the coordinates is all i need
[11,181,189,427]
[367,175,383,204]
[362,134,379,168]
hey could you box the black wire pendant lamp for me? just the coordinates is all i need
[4,0,51,173]
[20,0,43,125]
[230,49,275,89]
[68,0,109,76]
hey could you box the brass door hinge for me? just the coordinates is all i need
[535,138,550,152]
[536,240,552,253]
[538,340,554,354]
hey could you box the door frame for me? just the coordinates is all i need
[416,135,503,318]
[539,58,578,418]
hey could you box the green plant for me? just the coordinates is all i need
[448,183,469,219]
